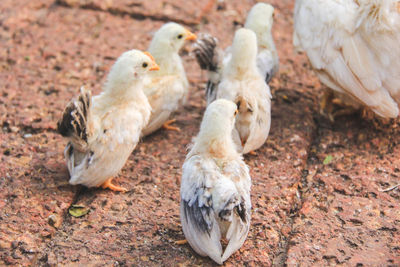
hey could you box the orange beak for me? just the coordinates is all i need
[149,63,160,71]
[185,29,197,41]
[144,51,160,71]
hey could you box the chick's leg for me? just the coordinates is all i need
[320,89,359,122]
[241,138,257,155]
[100,178,127,192]
[162,119,181,132]
[320,89,334,121]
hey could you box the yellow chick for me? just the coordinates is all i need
[141,22,197,136]
[245,2,279,83]
[57,50,159,192]
[195,29,272,154]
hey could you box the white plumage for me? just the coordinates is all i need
[245,2,279,83]
[294,0,400,118]
[57,50,158,191]
[141,22,196,136]
[207,29,271,154]
[180,99,251,265]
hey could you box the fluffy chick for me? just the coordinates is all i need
[180,99,251,265]
[141,22,196,136]
[294,0,400,118]
[195,29,271,154]
[194,3,278,100]
[245,2,279,83]
[57,50,159,191]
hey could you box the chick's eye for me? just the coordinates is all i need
[177,34,183,39]
[234,110,238,116]
[142,62,148,68]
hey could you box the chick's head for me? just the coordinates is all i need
[228,28,258,72]
[105,49,159,93]
[245,3,274,33]
[199,99,238,139]
[245,3,275,49]
[149,22,197,53]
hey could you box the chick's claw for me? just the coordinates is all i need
[248,150,257,156]
[101,178,128,192]
[175,239,188,245]
[162,119,181,132]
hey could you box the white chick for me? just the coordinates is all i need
[141,22,197,136]
[245,2,279,83]
[57,50,159,191]
[194,3,278,101]
[180,99,251,265]
[195,28,271,154]
[294,0,400,118]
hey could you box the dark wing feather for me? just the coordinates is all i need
[57,87,91,150]
[193,34,223,105]
[205,80,218,104]
[182,196,213,235]
[193,34,219,71]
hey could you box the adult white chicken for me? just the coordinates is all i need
[141,22,197,136]
[294,0,400,118]
[57,50,159,192]
[180,99,251,265]
[194,28,272,154]
[245,2,279,83]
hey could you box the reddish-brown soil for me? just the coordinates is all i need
[1,0,399,266]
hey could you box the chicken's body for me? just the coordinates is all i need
[142,23,196,136]
[245,2,279,83]
[180,99,251,265]
[294,0,400,118]
[57,50,158,190]
[194,29,271,154]
[217,73,271,154]
[63,88,150,188]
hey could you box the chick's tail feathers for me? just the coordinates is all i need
[193,34,222,104]
[221,201,250,262]
[57,86,92,151]
[193,34,219,71]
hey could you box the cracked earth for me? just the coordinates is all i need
[0,0,399,266]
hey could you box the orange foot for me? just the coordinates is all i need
[176,239,187,245]
[248,150,257,156]
[100,178,127,192]
[163,119,181,132]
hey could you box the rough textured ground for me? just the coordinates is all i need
[0,0,399,266]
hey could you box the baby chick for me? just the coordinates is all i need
[294,0,400,118]
[195,28,272,154]
[245,2,279,83]
[194,3,278,100]
[57,50,159,191]
[141,22,197,136]
[180,99,251,265]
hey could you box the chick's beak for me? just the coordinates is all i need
[144,51,160,71]
[149,62,160,71]
[185,29,197,41]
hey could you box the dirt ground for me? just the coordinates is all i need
[0,0,399,266]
